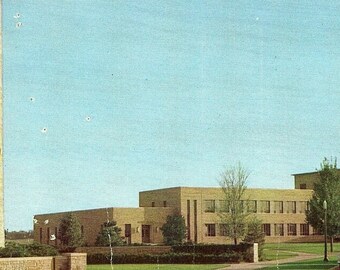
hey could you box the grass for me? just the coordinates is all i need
[260,257,338,270]
[87,265,228,270]
[262,248,297,261]
[263,242,340,255]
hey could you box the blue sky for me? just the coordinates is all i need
[2,1,340,231]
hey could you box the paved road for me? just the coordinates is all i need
[218,252,322,270]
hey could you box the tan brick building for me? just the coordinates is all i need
[34,171,325,246]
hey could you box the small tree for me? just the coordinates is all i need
[161,214,186,245]
[95,221,124,246]
[306,158,340,252]
[58,213,84,251]
[219,162,250,245]
[243,217,265,260]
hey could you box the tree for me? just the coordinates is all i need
[161,214,186,245]
[219,162,250,245]
[243,217,265,260]
[306,158,340,252]
[58,213,84,251]
[95,221,124,246]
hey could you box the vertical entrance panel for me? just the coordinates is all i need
[125,224,132,244]
[142,225,151,243]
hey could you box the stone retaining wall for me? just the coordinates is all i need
[0,253,86,270]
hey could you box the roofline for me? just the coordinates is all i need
[292,168,340,176]
[291,171,318,176]
[140,186,313,192]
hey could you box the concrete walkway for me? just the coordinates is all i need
[218,252,322,270]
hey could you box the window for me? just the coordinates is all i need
[204,200,216,213]
[151,202,155,207]
[287,201,297,213]
[259,201,270,213]
[299,201,308,213]
[247,200,257,213]
[274,201,283,213]
[287,224,297,236]
[163,201,167,207]
[81,225,84,236]
[54,227,58,246]
[274,224,284,236]
[39,228,43,243]
[54,227,58,244]
[219,200,229,212]
[262,224,271,236]
[187,200,191,240]
[312,227,321,235]
[300,183,307,189]
[219,224,229,236]
[300,224,309,236]
[46,227,50,244]
[205,224,216,236]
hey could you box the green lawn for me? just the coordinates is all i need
[263,242,340,255]
[260,257,338,270]
[262,248,297,261]
[87,265,228,270]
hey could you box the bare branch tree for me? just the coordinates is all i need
[219,162,250,245]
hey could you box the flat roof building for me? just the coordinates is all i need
[34,171,324,246]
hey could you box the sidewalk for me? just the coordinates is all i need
[218,252,322,270]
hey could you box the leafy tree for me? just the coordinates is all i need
[242,217,265,260]
[219,162,250,245]
[161,214,186,245]
[306,158,340,252]
[58,213,84,251]
[95,221,124,246]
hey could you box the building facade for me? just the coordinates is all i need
[34,172,324,246]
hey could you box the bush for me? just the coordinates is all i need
[87,252,242,264]
[26,242,59,256]
[171,243,252,255]
[0,242,28,257]
[0,242,58,258]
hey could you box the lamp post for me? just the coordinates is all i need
[323,200,328,262]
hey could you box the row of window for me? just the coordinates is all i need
[205,223,315,237]
[151,201,167,207]
[204,200,309,214]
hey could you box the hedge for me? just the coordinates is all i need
[0,242,59,258]
[87,252,242,264]
[171,243,252,254]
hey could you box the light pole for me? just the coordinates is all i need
[323,200,328,262]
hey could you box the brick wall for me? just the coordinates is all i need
[0,253,86,270]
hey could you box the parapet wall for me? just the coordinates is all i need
[0,253,86,270]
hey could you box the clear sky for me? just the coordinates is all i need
[2,1,339,231]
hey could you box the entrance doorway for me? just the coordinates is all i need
[125,224,131,245]
[142,225,151,243]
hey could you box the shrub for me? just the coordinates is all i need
[26,242,59,256]
[87,252,242,264]
[0,242,28,257]
[171,243,251,255]
[0,242,59,258]
[161,215,186,245]
[95,221,124,247]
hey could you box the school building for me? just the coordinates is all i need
[34,171,325,246]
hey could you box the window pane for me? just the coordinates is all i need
[205,224,216,236]
[204,200,216,213]
[287,224,297,236]
[219,200,229,212]
[262,224,271,236]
